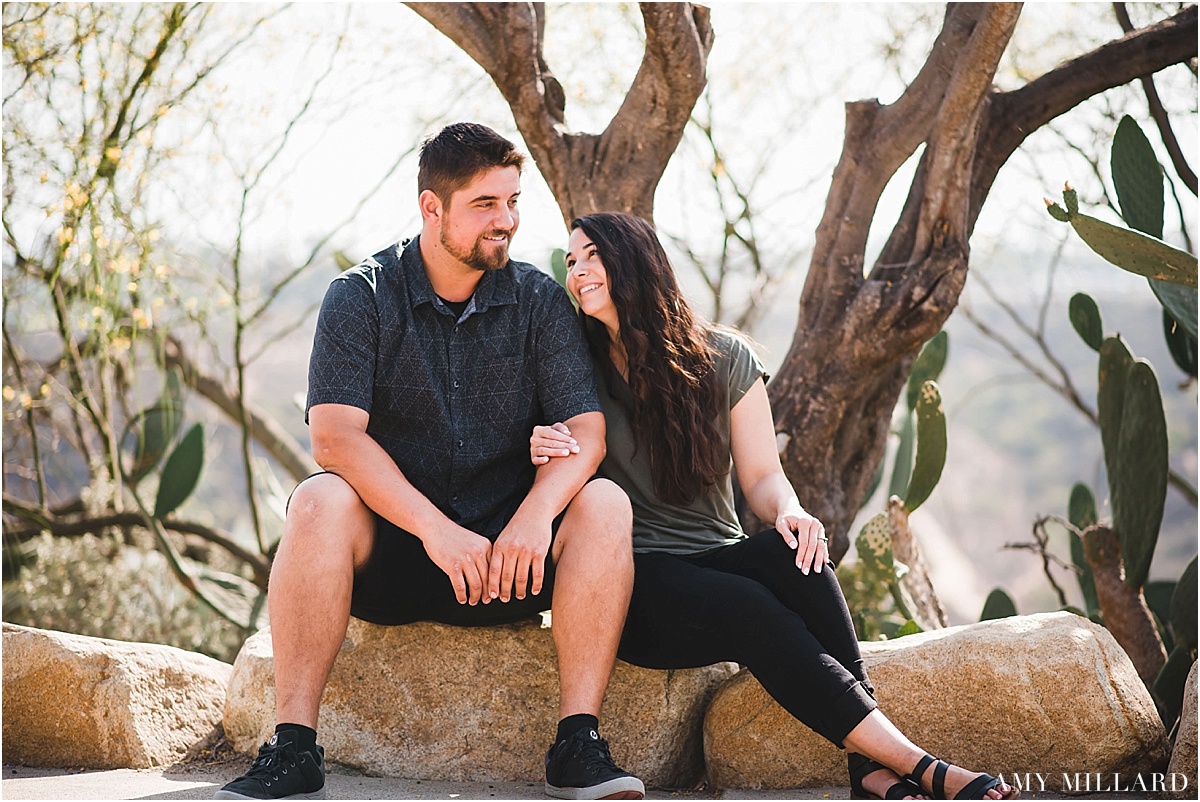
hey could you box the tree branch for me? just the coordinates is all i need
[3,492,270,588]
[973,5,1198,220]
[406,2,713,223]
[1113,2,1197,196]
[162,336,317,483]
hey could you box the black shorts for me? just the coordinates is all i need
[348,510,559,627]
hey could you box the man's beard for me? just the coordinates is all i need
[441,228,510,272]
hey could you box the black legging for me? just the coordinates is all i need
[617,529,878,747]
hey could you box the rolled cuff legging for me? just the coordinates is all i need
[617,529,877,747]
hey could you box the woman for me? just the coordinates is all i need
[531,212,1017,801]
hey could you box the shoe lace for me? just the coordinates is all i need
[242,740,302,787]
[567,732,619,778]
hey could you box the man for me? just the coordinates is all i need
[216,123,643,801]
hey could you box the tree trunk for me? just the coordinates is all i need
[407,2,713,224]
[1083,525,1167,690]
[771,4,1197,559]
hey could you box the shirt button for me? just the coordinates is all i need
[457,439,464,448]
[451,493,459,501]
[453,380,459,389]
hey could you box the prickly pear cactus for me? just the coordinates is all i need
[1170,556,1197,652]
[855,512,894,576]
[980,588,1017,621]
[904,380,946,513]
[1150,279,1197,339]
[887,411,915,502]
[1097,336,1134,485]
[1111,115,1164,239]
[1068,292,1103,352]
[1067,482,1100,619]
[1046,186,1197,289]
[1098,337,1168,591]
[906,330,949,411]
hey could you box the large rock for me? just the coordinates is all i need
[1167,661,1197,797]
[2,623,232,768]
[225,618,737,787]
[704,612,1169,791]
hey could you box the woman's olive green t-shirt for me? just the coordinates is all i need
[597,329,767,555]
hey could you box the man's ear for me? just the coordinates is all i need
[419,189,443,226]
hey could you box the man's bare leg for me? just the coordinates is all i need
[269,473,375,728]
[548,478,634,718]
[543,478,642,800]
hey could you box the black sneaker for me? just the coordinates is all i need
[214,729,326,800]
[544,727,645,800]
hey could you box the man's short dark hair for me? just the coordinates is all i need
[418,123,526,205]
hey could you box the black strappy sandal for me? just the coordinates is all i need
[848,752,925,800]
[902,754,1020,800]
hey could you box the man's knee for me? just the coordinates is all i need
[282,473,373,557]
[558,478,633,572]
[571,480,628,523]
[571,478,632,534]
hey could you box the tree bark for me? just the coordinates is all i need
[1083,525,1167,691]
[407,2,713,224]
[770,4,1197,559]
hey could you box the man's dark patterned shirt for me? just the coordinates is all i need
[306,236,600,537]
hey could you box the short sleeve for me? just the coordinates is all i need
[305,270,380,420]
[720,330,768,409]
[533,282,601,423]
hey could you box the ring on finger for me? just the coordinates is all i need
[818,536,828,542]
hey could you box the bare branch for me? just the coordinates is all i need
[1114,2,1197,195]
[973,5,1198,220]
[163,336,317,483]
[2,493,270,588]
[1004,515,1076,608]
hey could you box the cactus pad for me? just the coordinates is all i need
[903,380,946,512]
[1149,279,1197,339]
[1047,188,1197,288]
[1068,292,1103,351]
[1097,336,1134,486]
[1067,483,1100,618]
[856,511,892,571]
[1170,556,1196,652]
[906,330,949,410]
[1111,360,1168,590]
[1111,115,1164,239]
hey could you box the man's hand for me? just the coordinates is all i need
[422,523,494,605]
[488,509,553,602]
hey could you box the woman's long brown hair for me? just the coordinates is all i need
[572,212,724,505]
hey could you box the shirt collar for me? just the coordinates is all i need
[401,235,519,316]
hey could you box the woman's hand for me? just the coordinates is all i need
[530,422,580,465]
[776,507,829,575]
